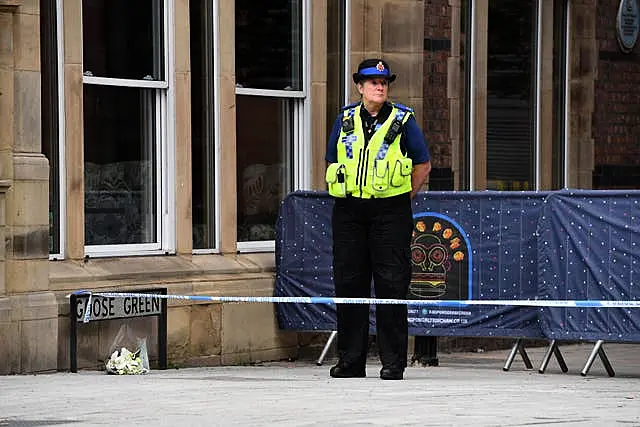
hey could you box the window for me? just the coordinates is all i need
[235,0,309,249]
[82,0,164,81]
[82,0,172,255]
[486,0,537,191]
[235,0,303,91]
[191,0,217,250]
[41,0,63,256]
[236,96,294,243]
[83,85,158,245]
[460,0,568,191]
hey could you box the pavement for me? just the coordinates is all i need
[1,342,639,427]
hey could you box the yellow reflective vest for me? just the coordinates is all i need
[326,103,413,199]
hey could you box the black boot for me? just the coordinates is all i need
[380,367,404,380]
[329,362,366,378]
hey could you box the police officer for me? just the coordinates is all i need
[325,58,431,380]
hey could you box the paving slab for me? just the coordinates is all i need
[0,343,639,426]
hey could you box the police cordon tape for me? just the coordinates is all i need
[70,290,640,324]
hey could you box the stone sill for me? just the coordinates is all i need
[0,0,21,13]
[49,252,276,289]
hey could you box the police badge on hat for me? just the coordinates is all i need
[352,58,397,83]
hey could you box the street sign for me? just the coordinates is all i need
[74,293,162,322]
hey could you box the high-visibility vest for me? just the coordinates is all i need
[326,103,413,199]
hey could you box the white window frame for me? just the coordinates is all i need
[235,0,311,253]
[82,0,176,258]
[50,0,67,260]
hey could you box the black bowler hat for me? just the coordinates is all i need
[352,58,396,84]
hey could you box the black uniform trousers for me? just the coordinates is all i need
[331,192,414,370]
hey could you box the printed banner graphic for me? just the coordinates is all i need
[407,213,473,329]
[409,213,471,300]
[275,191,548,338]
[274,190,640,342]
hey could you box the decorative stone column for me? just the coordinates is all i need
[0,0,58,374]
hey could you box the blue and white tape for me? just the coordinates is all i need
[72,290,640,323]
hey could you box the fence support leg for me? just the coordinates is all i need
[554,341,568,373]
[538,340,568,374]
[580,340,615,377]
[538,340,555,374]
[503,338,533,371]
[316,331,337,366]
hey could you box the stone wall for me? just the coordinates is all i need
[0,0,58,374]
[350,0,425,118]
[53,255,298,371]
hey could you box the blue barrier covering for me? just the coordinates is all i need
[537,190,640,342]
[274,190,549,338]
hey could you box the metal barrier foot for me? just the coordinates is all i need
[580,340,615,377]
[503,339,533,371]
[538,340,568,374]
[316,331,337,366]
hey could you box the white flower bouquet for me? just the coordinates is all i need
[105,347,148,375]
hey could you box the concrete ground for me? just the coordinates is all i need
[0,342,639,426]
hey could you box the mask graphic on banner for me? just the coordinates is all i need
[409,213,471,300]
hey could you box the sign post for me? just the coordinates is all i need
[69,288,167,373]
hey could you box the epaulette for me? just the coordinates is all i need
[392,102,414,113]
[340,102,360,111]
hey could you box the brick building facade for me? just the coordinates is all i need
[593,0,640,187]
[420,0,640,192]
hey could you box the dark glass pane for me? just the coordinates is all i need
[82,0,164,80]
[326,0,346,135]
[460,0,471,190]
[41,0,60,254]
[593,165,640,189]
[84,85,158,245]
[235,0,303,90]
[191,0,216,249]
[486,0,536,191]
[552,0,568,189]
[236,96,292,242]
